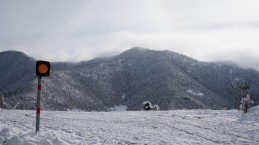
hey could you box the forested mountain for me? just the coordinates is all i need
[0,48,258,111]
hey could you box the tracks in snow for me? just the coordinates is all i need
[152,114,259,144]
[23,111,259,144]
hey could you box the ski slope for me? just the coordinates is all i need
[1,106,259,145]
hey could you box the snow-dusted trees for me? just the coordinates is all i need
[0,94,6,109]
[232,79,254,113]
[142,101,160,111]
[142,101,152,110]
[240,94,254,113]
[232,79,250,108]
[152,104,160,111]
[0,95,3,108]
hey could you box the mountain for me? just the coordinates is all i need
[0,48,259,111]
[0,51,35,109]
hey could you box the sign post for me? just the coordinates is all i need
[36,76,41,133]
[35,60,50,133]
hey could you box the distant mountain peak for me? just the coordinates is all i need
[0,50,27,55]
[130,47,149,51]
[119,47,171,59]
[0,50,36,64]
[122,47,150,54]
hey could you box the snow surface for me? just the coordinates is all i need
[1,106,259,145]
[187,89,205,96]
[107,105,128,111]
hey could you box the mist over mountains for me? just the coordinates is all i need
[0,48,258,111]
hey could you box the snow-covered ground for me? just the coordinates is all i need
[1,106,259,145]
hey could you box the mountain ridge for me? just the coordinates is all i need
[0,48,258,111]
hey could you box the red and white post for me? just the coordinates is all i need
[36,76,42,133]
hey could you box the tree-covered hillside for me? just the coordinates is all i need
[0,48,258,110]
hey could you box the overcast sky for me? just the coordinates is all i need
[1,0,259,70]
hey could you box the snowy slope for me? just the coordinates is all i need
[1,107,259,145]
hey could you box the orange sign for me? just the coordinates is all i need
[36,61,50,76]
[38,64,49,74]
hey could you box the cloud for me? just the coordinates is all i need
[0,0,259,70]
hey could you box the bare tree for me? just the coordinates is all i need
[240,94,254,113]
[232,79,250,108]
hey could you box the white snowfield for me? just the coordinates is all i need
[0,106,259,145]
